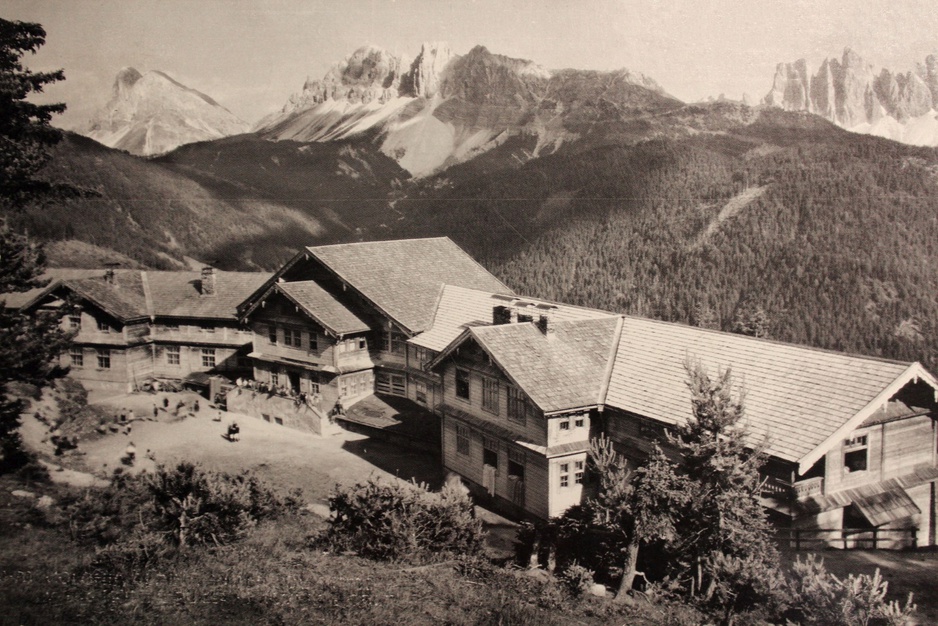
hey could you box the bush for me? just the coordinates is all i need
[326,477,484,563]
[560,562,596,596]
[66,463,300,551]
[785,555,916,626]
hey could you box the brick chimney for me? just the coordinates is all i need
[201,266,216,296]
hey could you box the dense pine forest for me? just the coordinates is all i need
[397,111,938,370]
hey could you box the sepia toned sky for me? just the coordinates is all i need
[6,0,938,128]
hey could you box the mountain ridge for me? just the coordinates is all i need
[85,67,251,156]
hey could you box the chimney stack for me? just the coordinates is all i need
[493,305,518,325]
[201,266,216,296]
[537,313,553,334]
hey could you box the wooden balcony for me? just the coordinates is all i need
[761,475,824,500]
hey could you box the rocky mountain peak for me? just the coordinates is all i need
[763,49,938,146]
[85,68,249,156]
[407,41,453,99]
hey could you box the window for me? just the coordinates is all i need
[97,320,110,333]
[559,463,570,488]
[69,347,83,367]
[574,460,585,484]
[201,324,214,333]
[455,368,470,400]
[283,327,301,348]
[483,437,498,468]
[201,348,216,368]
[413,346,431,369]
[383,328,406,355]
[271,370,279,386]
[844,434,868,473]
[508,449,525,480]
[482,377,499,414]
[262,414,271,422]
[309,332,318,352]
[559,419,570,431]
[575,417,585,428]
[456,423,470,456]
[166,345,180,366]
[415,380,427,404]
[68,314,81,330]
[507,386,534,425]
[268,326,277,345]
[308,379,320,394]
[275,417,283,426]
[96,348,110,369]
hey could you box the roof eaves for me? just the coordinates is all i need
[469,327,550,412]
[236,248,307,317]
[275,284,362,337]
[797,362,934,473]
[141,271,155,321]
[426,327,473,371]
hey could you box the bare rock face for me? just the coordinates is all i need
[407,41,453,99]
[85,68,249,156]
[259,42,681,176]
[283,45,410,114]
[763,49,938,146]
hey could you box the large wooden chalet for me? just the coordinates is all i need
[9,239,938,547]
[16,267,270,392]
[232,237,937,547]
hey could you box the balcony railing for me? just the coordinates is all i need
[761,475,824,500]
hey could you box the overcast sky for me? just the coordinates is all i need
[7,0,938,129]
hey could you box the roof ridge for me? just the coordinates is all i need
[620,314,915,368]
[305,236,450,251]
[597,316,625,407]
[140,270,154,320]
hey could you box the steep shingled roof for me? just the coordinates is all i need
[605,317,916,466]
[146,271,271,320]
[1,269,132,310]
[277,281,370,335]
[411,285,616,353]
[463,317,622,414]
[306,238,512,333]
[18,269,269,322]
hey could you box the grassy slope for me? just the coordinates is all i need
[9,133,408,271]
[0,476,700,626]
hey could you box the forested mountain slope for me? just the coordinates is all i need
[8,133,407,269]
[394,108,938,370]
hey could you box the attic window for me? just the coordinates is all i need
[68,314,81,329]
[844,434,868,473]
[97,320,110,333]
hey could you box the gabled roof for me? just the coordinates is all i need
[19,269,269,323]
[410,285,616,352]
[305,238,512,333]
[1,269,133,310]
[61,273,148,321]
[604,316,927,470]
[433,316,622,414]
[145,271,270,320]
[276,281,370,336]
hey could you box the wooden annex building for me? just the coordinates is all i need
[7,237,938,547]
[13,267,270,392]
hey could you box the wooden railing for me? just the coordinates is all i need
[789,527,918,551]
[761,475,824,499]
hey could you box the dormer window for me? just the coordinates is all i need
[844,434,868,473]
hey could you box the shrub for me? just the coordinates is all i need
[785,555,916,626]
[326,477,484,563]
[560,562,596,596]
[66,463,300,551]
